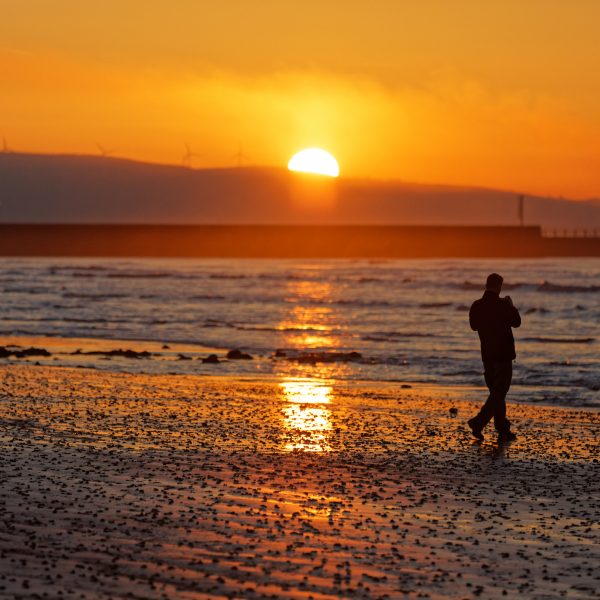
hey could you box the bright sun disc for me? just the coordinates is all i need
[288,148,339,177]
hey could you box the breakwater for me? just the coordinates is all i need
[0,224,598,257]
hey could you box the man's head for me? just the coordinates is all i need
[486,272,503,293]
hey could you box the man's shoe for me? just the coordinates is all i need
[467,418,484,440]
[497,431,517,443]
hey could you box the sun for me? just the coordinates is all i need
[288,148,339,177]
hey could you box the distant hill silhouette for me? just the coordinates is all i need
[1,153,599,229]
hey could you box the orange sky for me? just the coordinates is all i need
[2,0,600,198]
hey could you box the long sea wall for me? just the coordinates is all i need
[0,224,598,257]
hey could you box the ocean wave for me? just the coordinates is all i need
[1,316,57,323]
[280,297,399,308]
[4,287,52,295]
[209,274,249,280]
[63,292,128,300]
[53,304,84,309]
[442,369,482,377]
[459,279,600,294]
[62,317,126,323]
[236,325,340,334]
[362,331,433,341]
[49,265,197,280]
[106,271,183,279]
[523,336,595,344]
[524,307,551,314]
[49,265,111,273]
[420,302,452,308]
[332,299,394,307]
[190,294,226,300]
[460,281,525,291]
[257,272,306,281]
[204,318,236,328]
[537,281,600,293]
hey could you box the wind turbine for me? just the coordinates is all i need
[1,137,13,153]
[182,143,202,168]
[231,142,249,167]
[96,143,116,157]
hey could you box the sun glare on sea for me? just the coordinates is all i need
[288,148,339,177]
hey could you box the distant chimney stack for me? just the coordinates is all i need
[518,195,525,226]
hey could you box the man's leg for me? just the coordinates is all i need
[493,361,513,435]
[468,363,495,438]
[471,363,498,430]
[470,361,511,433]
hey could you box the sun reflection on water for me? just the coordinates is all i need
[280,379,333,452]
[277,275,346,452]
[278,305,339,348]
[279,280,341,349]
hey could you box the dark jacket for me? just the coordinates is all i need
[469,290,521,362]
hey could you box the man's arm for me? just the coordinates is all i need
[469,302,479,331]
[510,306,521,328]
[504,296,521,328]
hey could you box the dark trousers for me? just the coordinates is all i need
[473,360,512,433]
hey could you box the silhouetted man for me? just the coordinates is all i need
[468,273,521,442]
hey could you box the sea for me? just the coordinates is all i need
[0,257,598,408]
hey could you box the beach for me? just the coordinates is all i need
[6,2,600,598]
[1,362,598,599]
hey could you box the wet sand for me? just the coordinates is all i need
[0,364,598,599]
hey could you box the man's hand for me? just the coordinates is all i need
[504,295,514,307]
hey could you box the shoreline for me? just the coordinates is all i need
[1,333,598,412]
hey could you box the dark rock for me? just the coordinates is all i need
[21,347,52,357]
[202,354,220,364]
[121,349,152,359]
[294,351,362,364]
[227,349,253,360]
[69,348,152,358]
[177,353,192,360]
[0,346,52,358]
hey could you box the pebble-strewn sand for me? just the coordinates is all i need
[0,364,598,599]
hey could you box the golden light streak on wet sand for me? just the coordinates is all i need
[280,378,333,452]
